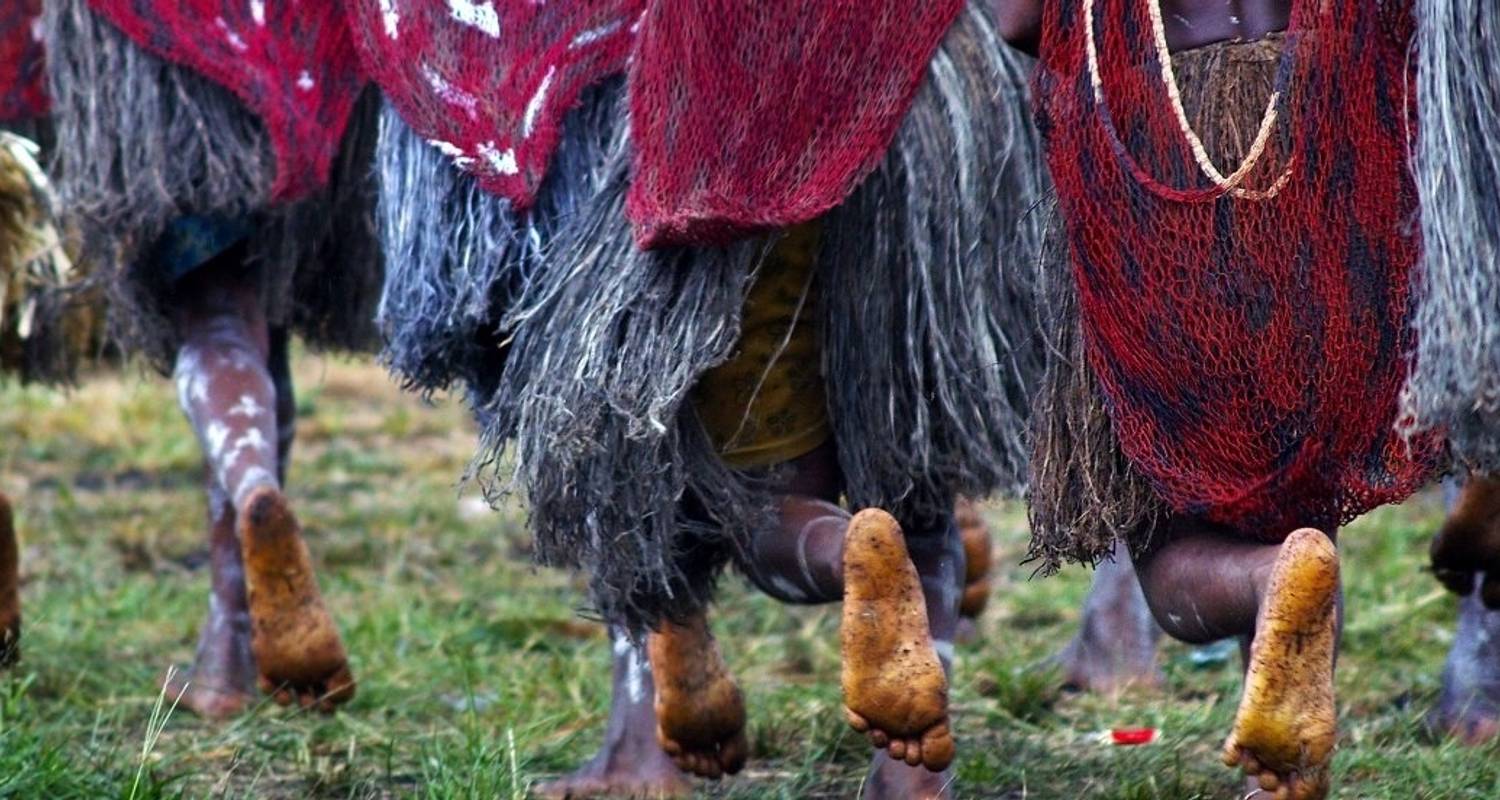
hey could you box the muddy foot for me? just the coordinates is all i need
[955,497,991,645]
[239,487,354,711]
[842,508,953,772]
[1432,476,1500,607]
[0,493,19,667]
[647,616,747,779]
[1222,528,1338,800]
[1056,546,1161,694]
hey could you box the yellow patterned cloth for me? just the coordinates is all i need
[693,222,830,469]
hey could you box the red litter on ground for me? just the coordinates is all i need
[1110,727,1158,746]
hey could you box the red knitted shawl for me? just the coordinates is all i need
[0,0,45,121]
[346,0,961,248]
[1034,0,1439,537]
[87,0,367,201]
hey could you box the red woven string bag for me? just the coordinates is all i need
[86,0,366,200]
[1033,0,1440,539]
[623,0,963,247]
[0,0,46,121]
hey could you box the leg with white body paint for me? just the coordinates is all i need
[170,249,353,714]
[535,629,693,799]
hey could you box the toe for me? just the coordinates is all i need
[1258,770,1280,791]
[920,724,954,771]
[870,729,889,748]
[1221,740,1241,768]
[720,731,748,775]
[889,739,907,762]
[903,739,922,767]
[846,709,870,732]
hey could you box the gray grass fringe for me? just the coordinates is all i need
[1402,0,1500,471]
[822,4,1048,522]
[45,0,381,369]
[377,81,770,632]
[372,1,1047,631]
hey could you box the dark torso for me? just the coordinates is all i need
[992,0,1292,55]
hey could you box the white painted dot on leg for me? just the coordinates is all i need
[767,573,810,602]
[625,649,647,704]
[795,523,823,593]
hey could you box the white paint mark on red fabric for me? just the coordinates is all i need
[215,17,250,52]
[380,0,400,39]
[477,141,519,176]
[448,0,500,37]
[522,66,556,138]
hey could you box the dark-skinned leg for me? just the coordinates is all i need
[162,479,257,718]
[1431,475,1500,607]
[535,628,693,799]
[1135,520,1339,800]
[0,492,20,666]
[642,444,847,782]
[1056,541,1163,693]
[954,497,992,644]
[268,327,295,485]
[1430,478,1500,743]
[170,250,353,712]
[733,442,956,796]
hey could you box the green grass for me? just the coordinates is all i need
[0,354,1497,798]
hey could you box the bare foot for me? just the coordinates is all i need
[954,497,991,644]
[0,492,19,667]
[1432,476,1500,607]
[536,719,690,799]
[1429,588,1500,745]
[647,616,747,779]
[239,487,354,711]
[842,508,953,772]
[1056,545,1161,693]
[1222,528,1338,800]
[538,632,692,798]
[164,605,258,719]
[863,753,953,799]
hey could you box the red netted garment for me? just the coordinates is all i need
[87,0,365,200]
[1034,0,1439,538]
[349,0,960,247]
[347,0,644,210]
[625,0,962,248]
[0,0,45,120]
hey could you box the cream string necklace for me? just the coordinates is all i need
[1083,0,1296,200]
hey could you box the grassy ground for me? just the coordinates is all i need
[0,354,1496,799]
